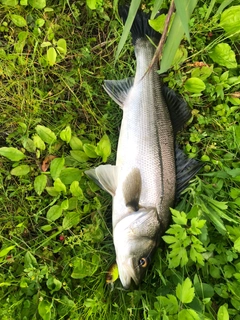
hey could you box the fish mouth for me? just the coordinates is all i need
[119,272,140,290]
[117,259,141,289]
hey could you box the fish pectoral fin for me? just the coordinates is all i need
[85,164,119,197]
[122,168,142,211]
[162,86,191,133]
[175,145,203,200]
[103,78,134,108]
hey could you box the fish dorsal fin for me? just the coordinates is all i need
[85,164,118,197]
[175,145,203,200]
[122,168,142,211]
[103,78,134,108]
[162,86,191,133]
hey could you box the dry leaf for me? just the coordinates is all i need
[41,155,57,172]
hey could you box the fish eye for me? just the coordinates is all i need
[139,257,148,268]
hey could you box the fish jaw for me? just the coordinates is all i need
[113,207,160,289]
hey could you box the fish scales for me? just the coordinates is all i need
[114,39,175,232]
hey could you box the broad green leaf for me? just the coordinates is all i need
[11,165,30,176]
[38,299,51,320]
[41,41,52,48]
[33,134,46,150]
[191,65,213,80]
[69,136,83,150]
[35,18,45,27]
[47,205,63,222]
[83,144,98,158]
[24,251,38,268]
[71,255,100,279]
[178,309,200,320]
[35,125,56,144]
[70,181,84,198]
[60,126,71,142]
[194,282,214,299]
[184,77,206,93]
[115,0,141,61]
[95,134,111,162]
[234,237,240,252]
[62,211,80,230]
[176,278,195,303]
[0,147,25,161]
[157,294,178,314]
[68,197,78,210]
[159,0,198,74]
[209,43,237,68]
[41,225,52,232]
[220,5,240,37]
[0,245,15,258]
[22,137,36,152]
[46,187,60,197]
[70,150,89,162]
[10,14,27,27]
[47,47,57,66]
[2,0,18,6]
[46,276,62,292]
[174,0,190,41]
[61,199,69,210]
[59,168,82,184]
[29,0,46,9]
[217,305,229,320]
[86,0,97,10]
[54,178,66,193]
[34,175,47,195]
[57,38,67,55]
[50,157,65,180]
[20,0,28,5]
[149,14,167,33]
[172,46,188,67]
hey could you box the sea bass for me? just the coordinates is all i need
[86,8,202,289]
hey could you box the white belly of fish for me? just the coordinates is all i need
[113,68,176,229]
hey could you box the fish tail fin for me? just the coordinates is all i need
[119,6,161,45]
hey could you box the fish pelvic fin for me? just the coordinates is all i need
[162,86,191,133]
[103,78,134,108]
[175,145,203,200]
[119,6,161,45]
[85,164,119,197]
[122,168,142,211]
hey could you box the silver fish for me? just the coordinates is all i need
[86,8,202,289]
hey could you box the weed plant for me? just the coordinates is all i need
[0,0,240,319]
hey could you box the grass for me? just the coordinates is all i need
[0,0,240,319]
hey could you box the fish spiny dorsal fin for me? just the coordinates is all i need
[103,78,134,108]
[85,164,119,197]
[162,86,191,134]
[122,168,142,211]
[175,145,203,201]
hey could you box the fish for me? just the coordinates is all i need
[85,7,202,289]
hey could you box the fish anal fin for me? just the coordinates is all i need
[85,164,118,197]
[175,145,203,200]
[103,78,134,108]
[122,168,142,211]
[162,86,191,133]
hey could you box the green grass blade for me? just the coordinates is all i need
[215,0,235,15]
[150,0,164,19]
[205,0,216,21]
[159,0,198,74]
[174,0,191,41]
[115,0,141,62]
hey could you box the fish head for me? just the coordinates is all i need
[113,207,160,289]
